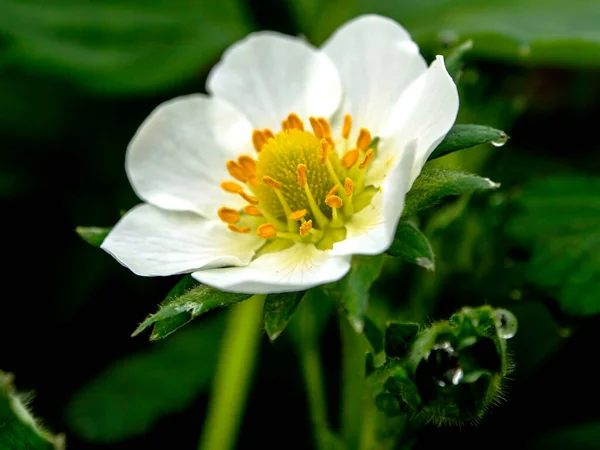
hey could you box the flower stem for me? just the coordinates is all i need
[296,299,331,450]
[340,315,367,450]
[197,294,266,450]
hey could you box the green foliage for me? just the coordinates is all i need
[66,316,224,442]
[132,276,252,339]
[388,221,435,271]
[323,254,385,333]
[75,226,111,248]
[370,305,517,424]
[530,421,600,449]
[0,0,252,95]
[293,0,600,68]
[363,316,384,354]
[429,124,508,161]
[404,168,499,217]
[506,177,600,316]
[0,371,64,450]
[263,291,305,341]
[443,40,473,83]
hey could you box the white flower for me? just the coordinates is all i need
[101,14,459,294]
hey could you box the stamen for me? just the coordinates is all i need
[309,117,324,138]
[221,181,244,193]
[325,195,343,209]
[299,220,313,237]
[359,149,374,169]
[289,209,307,221]
[296,163,307,187]
[263,128,274,140]
[327,185,339,197]
[226,160,249,182]
[239,191,259,205]
[342,114,352,139]
[257,223,277,239]
[356,128,372,151]
[228,224,251,234]
[287,113,304,131]
[281,119,290,131]
[317,117,331,137]
[341,149,359,169]
[320,139,330,164]
[326,136,336,149]
[344,178,354,197]
[297,163,328,229]
[243,205,262,216]
[218,206,240,224]
[263,176,282,190]
[252,130,266,153]
[238,155,257,177]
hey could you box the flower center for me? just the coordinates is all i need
[218,113,378,251]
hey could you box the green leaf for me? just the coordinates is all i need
[506,177,600,316]
[326,255,385,333]
[263,291,305,342]
[363,316,384,354]
[133,277,252,340]
[66,317,224,442]
[443,40,473,83]
[75,226,111,248]
[384,322,420,358]
[388,221,435,271]
[428,124,508,161]
[403,168,500,217]
[0,371,64,449]
[297,0,600,69]
[0,0,252,94]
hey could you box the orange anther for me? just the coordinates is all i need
[309,117,323,138]
[287,113,304,131]
[356,128,372,151]
[226,160,248,182]
[263,128,274,139]
[281,119,290,131]
[238,155,257,176]
[299,220,313,237]
[252,130,266,153]
[257,223,277,239]
[342,114,352,139]
[297,164,307,187]
[344,178,354,197]
[220,181,244,193]
[289,209,307,221]
[263,175,282,190]
[227,224,251,234]
[327,185,339,197]
[325,195,343,209]
[341,149,359,169]
[243,205,262,216]
[317,117,331,137]
[239,191,259,205]
[217,206,240,224]
[359,149,374,169]
[320,139,330,164]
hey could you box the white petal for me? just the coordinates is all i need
[126,94,254,218]
[101,204,262,277]
[331,139,418,256]
[193,243,352,294]
[207,32,342,130]
[322,14,427,136]
[382,55,459,185]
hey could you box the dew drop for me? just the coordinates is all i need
[491,133,509,147]
[493,308,518,339]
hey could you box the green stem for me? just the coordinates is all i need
[197,294,266,450]
[297,300,330,450]
[340,315,367,450]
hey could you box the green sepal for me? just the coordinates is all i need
[0,371,64,449]
[403,168,500,217]
[75,226,111,248]
[428,124,508,162]
[388,221,435,271]
[263,290,305,342]
[384,322,420,359]
[132,275,252,340]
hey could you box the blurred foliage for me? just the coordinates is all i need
[1,0,600,449]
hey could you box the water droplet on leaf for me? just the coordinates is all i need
[493,308,518,339]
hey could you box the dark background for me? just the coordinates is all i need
[1,0,599,448]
